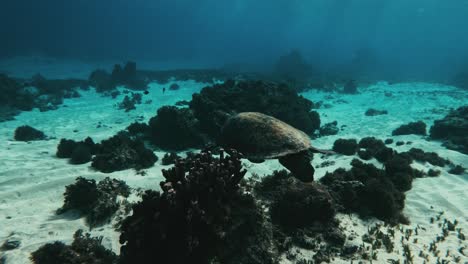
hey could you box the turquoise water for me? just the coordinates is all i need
[0,2,467,264]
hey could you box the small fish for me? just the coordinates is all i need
[143,90,149,95]
[163,87,166,93]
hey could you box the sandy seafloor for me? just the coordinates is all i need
[0,59,467,263]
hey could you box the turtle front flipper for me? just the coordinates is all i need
[278,151,315,182]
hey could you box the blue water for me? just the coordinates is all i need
[1,1,468,81]
[1,2,468,264]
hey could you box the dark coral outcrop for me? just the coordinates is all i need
[92,133,157,173]
[148,106,207,150]
[392,121,427,136]
[30,230,118,264]
[119,150,277,264]
[430,106,468,154]
[57,177,130,227]
[14,125,47,141]
[56,137,97,164]
[190,80,320,138]
[321,159,411,224]
[333,138,358,155]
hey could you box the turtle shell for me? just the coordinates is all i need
[220,112,312,160]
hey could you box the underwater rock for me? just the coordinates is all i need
[111,61,148,90]
[169,83,180,90]
[148,106,206,150]
[427,169,441,177]
[319,121,339,136]
[190,80,320,138]
[403,148,450,167]
[117,92,142,112]
[57,177,130,227]
[396,141,405,146]
[365,108,388,116]
[1,238,21,250]
[89,69,116,92]
[56,137,96,163]
[92,133,157,173]
[384,154,415,192]
[14,125,47,141]
[161,152,181,165]
[119,150,277,264]
[392,121,427,136]
[343,80,358,94]
[30,230,118,264]
[358,137,395,163]
[271,181,335,228]
[430,106,468,154]
[126,122,150,137]
[90,62,147,92]
[1,74,36,112]
[333,138,358,155]
[321,159,408,224]
[273,49,314,92]
[70,143,93,165]
[28,74,86,98]
[448,165,466,175]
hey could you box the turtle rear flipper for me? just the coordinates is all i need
[278,152,315,182]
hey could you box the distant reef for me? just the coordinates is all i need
[430,105,468,154]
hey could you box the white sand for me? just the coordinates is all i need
[0,66,467,263]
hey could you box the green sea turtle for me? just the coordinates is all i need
[220,112,333,182]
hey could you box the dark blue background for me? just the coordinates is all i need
[1,0,467,79]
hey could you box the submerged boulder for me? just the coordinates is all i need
[14,125,47,141]
[92,133,157,173]
[430,106,468,154]
[392,121,426,136]
[332,138,358,155]
[148,106,206,150]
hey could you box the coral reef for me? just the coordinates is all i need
[403,148,450,167]
[1,73,87,121]
[365,108,388,116]
[89,69,115,92]
[89,61,148,92]
[148,106,206,150]
[169,83,180,90]
[111,61,148,90]
[117,92,142,112]
[56,137,97,164]
[190,80,320,138]
[343,80,358,94]
[30,230,118,264]
[392,121,427,136]
[118,150,277,264]
[270,181,335,228]
[14,125,47,141]
[358,137,395,162]
[92,133,157,173]
[319,121,339,136]
[321,159,408,224]
[1,74,35,113]
[448,165,466,175]
[161,152,181,165]
[273,50,314,91]
[57,177,130,227]
[333,138,358,155]
[430,106,468,154]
